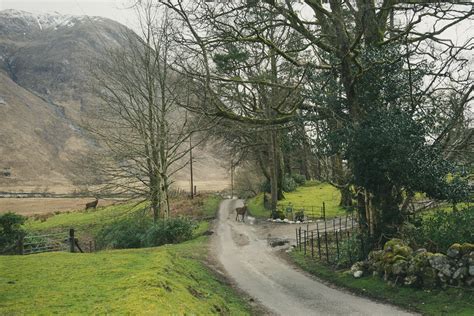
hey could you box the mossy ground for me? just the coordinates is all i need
[0,237,251,315]
[289,250,474,315]
[248,181,347,219]
[1,195,252,314]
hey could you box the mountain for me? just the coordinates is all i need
[0,10,229,193]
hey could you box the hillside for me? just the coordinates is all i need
[0,9,229,193]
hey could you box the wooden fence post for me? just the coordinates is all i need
[303,230,307,256]
[17,235,24,255]
[298,227,302,251]
[322,202,326,221]
[295,228,299,248]
[69,228,75,253]
[347,230,352,264]
[311,231,314,258]
[324,231,329,263]
[316,224,321,260]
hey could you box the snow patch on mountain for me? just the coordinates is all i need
[0,9,103,31]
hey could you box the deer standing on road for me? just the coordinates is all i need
[85,198,99,210]
[235,205,247,222]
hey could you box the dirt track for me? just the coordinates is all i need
[212,199,415,316]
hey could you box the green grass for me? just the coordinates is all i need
[247,181,347,219]
[25,202,145,234]
[289,251,474,315]
[247,193,269,218]
[0,236,251,315]
[200,195,222,218]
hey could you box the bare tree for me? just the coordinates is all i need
[87,2,204,221]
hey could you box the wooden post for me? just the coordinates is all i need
[311,231,314,258]
[17,235,24,255]
[303,230,307,255]
[194,185,197,196]
[347,230,352,264]
[190,135,194,199]
[324,231,329,263]
[69,228,75,253]
[295,228,298,248]
[299,227,302,251]
[230,163,234,199]
[316,224,321,260]
[335,230,340,261]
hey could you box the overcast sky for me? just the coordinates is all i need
[1,0,472,44]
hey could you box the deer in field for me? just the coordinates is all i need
[85,198,99,210]
[235,205,247,222]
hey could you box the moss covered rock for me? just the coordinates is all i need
[383,239,407,252]
[460,243,474,255]
[421,267,438,288]
[447,243,461,258]
[429,253,452,277]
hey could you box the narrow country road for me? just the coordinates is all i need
[212,199,415,316]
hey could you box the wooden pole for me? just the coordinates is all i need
[299,227,302,251]
[311,231,314,258]
[324,231,329,263]
[190,135,194,199]
[230,163,234,199]
[295,228,298,248]
[303,230,307,256]
[316,223,321,259]
[322,202,326,221]
[69,228,75,253]
[17,235,24,255]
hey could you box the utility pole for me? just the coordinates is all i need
[230,161,234,199]
[189,134,194,199]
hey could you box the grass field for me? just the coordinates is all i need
[0,236,251,315]
[24,202,143,233]
[289,251,474,315]
[0,197,121,215]
[0,195,253,314]
[248,181,347,219]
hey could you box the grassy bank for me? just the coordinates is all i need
[1,196,252,314]
[289,251,474,315]
[0,236,251,314]
[248,181,347,219]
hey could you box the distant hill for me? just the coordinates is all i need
[0,10,229,193]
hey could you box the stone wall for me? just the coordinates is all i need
[351,239,474,288]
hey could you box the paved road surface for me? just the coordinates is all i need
[212,199,415,316]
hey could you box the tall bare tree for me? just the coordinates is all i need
[88,2,202,221]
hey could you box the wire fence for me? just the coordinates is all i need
[278,201,339,221]
[294,214,370,267]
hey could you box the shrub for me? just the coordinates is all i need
[271,210,285,220]
[95,216,151,249]
[400,206,474,253]
[142,218,195,247]
[336,233,364,267]
[282,175,297,192]
[292,174,306,186]
[0,212,26,253]
[95,216,196,249]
